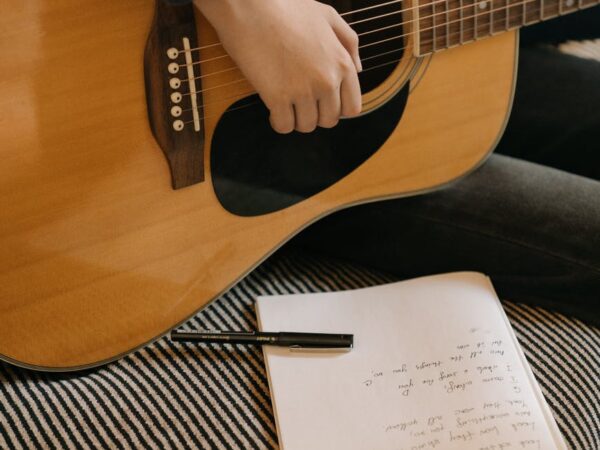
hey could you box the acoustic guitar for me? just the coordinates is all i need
[1,0,597,371]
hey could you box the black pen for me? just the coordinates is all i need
[170,330,353,350]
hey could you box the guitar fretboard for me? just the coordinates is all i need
[415,0,600,54]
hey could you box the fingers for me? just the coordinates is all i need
[317,89,341,129]
[269,75,359,134]
[340,70,362,118]
[266,5,362,134]
[328,10,362,72]
[328,7,362,117]
[269,72,360,134]
[294,97,319,133]
[269,102,295,134]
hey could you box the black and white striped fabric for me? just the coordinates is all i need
[1,251,599,450]
[558,39,600,62]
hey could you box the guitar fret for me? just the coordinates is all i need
[432,0,437,52]
[508,0,525,27]
[491,0,508,34]
[562,0,579,13]
[432,0,448,51]
[417,0,436,54]
[435,0,449,51]
[449,0,463,47]
[499,0,519,28]
[459,0,464,43]
[479,0,487,38]
[463,0,476,42]
[473,0,478,40]
[416,0,599,56]
[544,0,561,17]
[474,0,492,39]
[524,0,540,24]
[446,0,450,48]
[489,1,494,34]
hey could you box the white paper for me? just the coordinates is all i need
[256,272,566,450]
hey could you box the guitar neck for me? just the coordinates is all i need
[414,0,600,55]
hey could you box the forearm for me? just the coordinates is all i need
[194,0,237,25]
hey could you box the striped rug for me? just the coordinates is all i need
[1,251,598,449]
[559,39,600,62]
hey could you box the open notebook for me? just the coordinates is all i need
[256,272,567,450]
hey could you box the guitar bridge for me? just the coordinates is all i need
[144,0,205,189]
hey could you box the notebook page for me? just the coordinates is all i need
[256,272,566,450]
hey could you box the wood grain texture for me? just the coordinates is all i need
[0,0,517,370]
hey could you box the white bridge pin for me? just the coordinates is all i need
[171,106,182,117]
[479,1,488,9]
[167,47,179,59]
[173,120,184,131]
[168,62,180,74]
[171,92,182,103]
[169,78,181,89]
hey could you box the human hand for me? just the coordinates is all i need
[196,0,362,133]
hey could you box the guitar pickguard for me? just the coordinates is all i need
[211,85,409,216]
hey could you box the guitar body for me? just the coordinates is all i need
[0,0,517,370]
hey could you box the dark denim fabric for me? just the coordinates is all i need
[293,155,600,326]
[292,9,600,326]
[498,46,600,180]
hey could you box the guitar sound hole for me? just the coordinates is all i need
[209,1,409,217]
[211,87,409,217]
[330,0,406,93]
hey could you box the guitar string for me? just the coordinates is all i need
[178,46,411,113]
[352,0,551,49]
[361,0,540,48]
[176,0,528,88]
[180,0,500,55]
[179,0,476,56]
[176,0,549,75]
[340,0,407,17]
[178,0,596,57]
[346,6,406,26]
[177,0,546,56]
[174,1,599,130]
[179,0,409,54]
[174,0,542,99]
[180,45,413,88]
[176,4,417,65]
[178,10,535,120]
[177,14,520,127]
[176,0,598,125]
